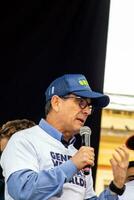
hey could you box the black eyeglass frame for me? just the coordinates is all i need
[61,95,94,112]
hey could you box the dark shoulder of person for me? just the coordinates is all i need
[0,165,4,200]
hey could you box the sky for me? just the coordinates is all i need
[104,0,134,96]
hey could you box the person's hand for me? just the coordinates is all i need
[110,145,129,188]
[71,146,95,170]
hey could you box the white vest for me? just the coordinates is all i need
[1,125,96,200]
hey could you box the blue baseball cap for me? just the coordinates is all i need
[45,74,110,108]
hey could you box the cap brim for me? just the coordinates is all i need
[73,90,110,108]
[126,135,134,150]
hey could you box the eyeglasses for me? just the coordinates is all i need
[61,95,94,111]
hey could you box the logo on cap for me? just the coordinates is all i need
[79,79,89,86]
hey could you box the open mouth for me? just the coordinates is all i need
[77,118,85,124]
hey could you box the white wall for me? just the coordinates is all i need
[104,0,134,96]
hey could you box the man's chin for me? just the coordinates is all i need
[73,124,84,133]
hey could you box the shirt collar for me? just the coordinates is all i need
[61,136,76,148]
[39,118,62,141]
[38,118,76,147]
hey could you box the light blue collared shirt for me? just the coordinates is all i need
[7,119,118,200]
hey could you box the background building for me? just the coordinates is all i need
[96,93,134,194]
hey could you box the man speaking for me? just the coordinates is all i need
[1,74,129,200]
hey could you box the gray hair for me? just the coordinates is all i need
[45,100,52,117]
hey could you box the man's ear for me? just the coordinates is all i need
[51,95,60,112]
